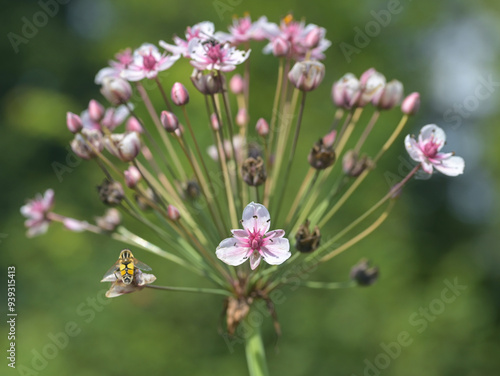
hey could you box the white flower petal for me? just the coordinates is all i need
[433,156,465,177]
[404,135,424,162]
[421,160,434,174]
[231,229,249,238]
[419,124,446,149]
[241,202,270,233]
[261,238,291,266]
[249,252,262,270]
[216,237,250,266]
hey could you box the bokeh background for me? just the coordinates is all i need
[2,0,500,375]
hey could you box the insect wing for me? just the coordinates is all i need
[102,261,121,282]
[133,258,152,271]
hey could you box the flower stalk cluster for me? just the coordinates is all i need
[21,14,465,376]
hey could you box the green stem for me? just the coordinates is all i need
[245,318,269,376]
[145,284,233,297]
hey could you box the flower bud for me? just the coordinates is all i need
[106,132,141,162]
[350,259,379,286]
[210,113,220,131]
[95,208,121,231]
[191,69,222,95]
[67,112,82,133]
[171,82,189,106]
[322,130,336,148]
[174,124,184,137]
[124,166,142,188]
[161,111,179,132]
[229,74,245,94]
[308,138,336,170]
[401,92,420,115]
[332,73,360,109]
[71,129,103,159]
[167,205,180,221]
[126,117,143,133]
[272,37,289,57]
[255,118,269,137]
[241,156,266,187]
[88,99,105,121]
[98,180,125,206]
[304,27,322,49]
[295,220,321,253]
[235,108,249,127]
[342,150,373,177]
[372,79,403,110]
[353,68,386,107]
[288,60,325,92]
[101,76,132,105]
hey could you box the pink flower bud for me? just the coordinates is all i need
[71,129,103,159]
[101,76,132,105]
[167,205,180,221]
[88,99,105,121]
[171,82,189,106]
[174,124,184,137]
[126,117,143,133]
[66,112,82,133]
[256,118,269,137]
[354,68,386,107]
[288,60,325,92]
[272,37,289,57]
[118,132,141,162]
[229,74,245,94]
[401,92,420,115]
[161,111,179,132]
[124,166,142,188]
[236,108,249,127]
[372,80,404,110]
[322,130,337,148]
[210,113,220,131]
[332,73,360,109]
[304,27,322,49]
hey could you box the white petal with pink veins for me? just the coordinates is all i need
[433,156,465,176]
[419,124,446,149]
[261,238,291,265]
[216,237,251,266]
[249,252,262,270]
[241,202,270,233]
[404,135,424,162]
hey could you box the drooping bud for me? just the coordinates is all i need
[288,60,325,92]
[67,112,83,134]
[304,27,322,49]
[161,111,179,132]
[308,138,336,170]
[332,73,360,109]
[185,181,200,199]
[100,76,132,105]
[272,37,289,57]
[401,92,420,115]
[126,117,143,133]
[171,82,189,106]
[88,99,105,121]
[295,220,321,253]
[95,208,121,231]
[372,79,404,110]
[229,74,245,95]
[342,150,373,177]
[255,118,269,137]
[350,259,379,286]
[70,129,103,160]
[241,156,266,187]
[98,180,125,206]
[235,108,249,127]
[167,205,180,221]
[124,166,142,188]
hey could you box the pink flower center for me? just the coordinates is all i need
[142,53,157,71]
[205,44,224,63]
[421,136,441,158]
[248,230,264,251]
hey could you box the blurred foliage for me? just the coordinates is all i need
[2,0,500,375]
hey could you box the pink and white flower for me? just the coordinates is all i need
[160,21,215,57]
[95,49,134,84]
[20,189,55,237]
[216,202,291,270]
[188,38,250,72]
[215,15,276,45]
[121,43,180,81]
[405,124,465,176]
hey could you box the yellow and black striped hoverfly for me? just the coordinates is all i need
[102,249,152,285]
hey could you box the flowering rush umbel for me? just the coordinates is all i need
[21,14,464,375]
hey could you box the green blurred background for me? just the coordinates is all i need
[2,0,500,375]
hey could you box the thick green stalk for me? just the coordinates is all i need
[245,319,269,376]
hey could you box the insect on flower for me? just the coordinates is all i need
[102,249,152,285]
